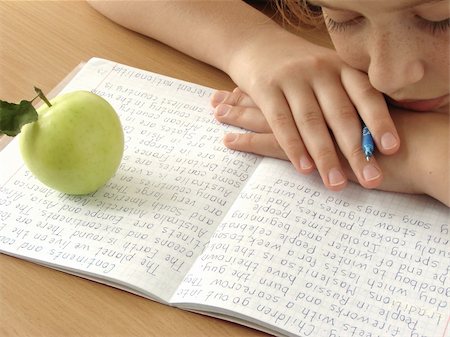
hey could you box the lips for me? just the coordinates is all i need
[387,94,449,112]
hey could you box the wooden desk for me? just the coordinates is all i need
[0,2,331,336]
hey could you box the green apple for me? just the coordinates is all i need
[18,90,124,195]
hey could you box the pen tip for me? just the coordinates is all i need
[366,156,370,161]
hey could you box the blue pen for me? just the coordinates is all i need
[362,122,375,161]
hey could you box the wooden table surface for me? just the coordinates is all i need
[0,2,331,336]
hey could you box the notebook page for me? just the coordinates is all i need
[172,158,450,337]
[0,58,261,302]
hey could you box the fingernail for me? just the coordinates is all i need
[299,156,313,170]
[363,164,381,181]
[211,91,228,105]
[224,133,237,143]
[328,168,346,186]
[215,104,231,117]
[381,132,398,150]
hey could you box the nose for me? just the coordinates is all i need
[366,31,425,97]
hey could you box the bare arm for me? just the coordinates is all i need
[88,0,401,194]
[87,0,277,73]
[382,111,449,206]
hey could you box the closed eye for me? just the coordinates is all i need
[416,17,450,35]
[324,15,364,33]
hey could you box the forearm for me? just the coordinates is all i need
[374,111,449,206]
[87,0,281,73]
[397,112,449,206]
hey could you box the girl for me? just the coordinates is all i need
[88,0,449,206]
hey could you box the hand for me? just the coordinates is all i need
[213,87,386,190]
[212,28,400,191]
[213,91,449,206]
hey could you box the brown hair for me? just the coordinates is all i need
[272,0,324,29]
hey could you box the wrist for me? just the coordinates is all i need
[225,23,298,78]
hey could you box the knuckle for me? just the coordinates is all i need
[358,81,378,97]
[309,56,327,70]
[369,113,393,130]
[348,144,363,160]
[313,146,335,164]
[269,111,292,128]
[335,105,356,121]
[305,54,334,72]
[231,88,246,106]
[298,109,323,128]
[281,137,302,154]
[292,55,319,71]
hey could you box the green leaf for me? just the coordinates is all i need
[0,99,38,136]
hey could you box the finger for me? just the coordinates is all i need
[284,84,348,191]
[251,87,315,174]
[225,132,384,192]
[313,75,383,189]
[212,86,315,174]
[223,132,289,161]
[214,103,272,133]
[211,87,256,108]
[341,66,400,155]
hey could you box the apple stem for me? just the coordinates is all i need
[33,87,52,107]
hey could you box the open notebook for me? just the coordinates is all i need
[0,57,449,337]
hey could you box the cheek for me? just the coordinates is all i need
[428,39,449,85]
[330,35,369,72]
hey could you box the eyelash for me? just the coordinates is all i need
[324,16,363,33]
[417,17,450,34]
[324,15,450,35]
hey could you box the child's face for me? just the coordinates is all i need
[311,0,449,113]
